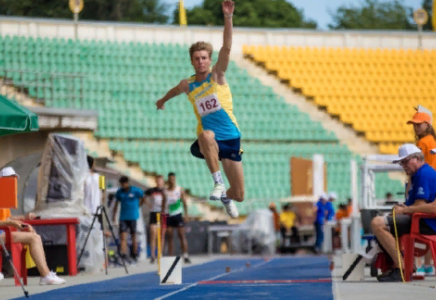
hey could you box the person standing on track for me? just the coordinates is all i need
[156,0,241,219]
[161,173,191,264]
[144,174,166,264]
[112,176,144,263]
[407,107,436,276]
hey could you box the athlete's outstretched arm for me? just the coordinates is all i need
[214,0,234,77]
[156,79,189,110]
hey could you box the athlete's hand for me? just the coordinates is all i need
[184,216,189,224]
[222,0,235,15]
[156,99,166,110]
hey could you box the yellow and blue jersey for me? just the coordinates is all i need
[187,73,240,141]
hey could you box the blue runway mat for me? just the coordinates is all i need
[13,256,333,300]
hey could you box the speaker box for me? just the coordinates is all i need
[27,244,69,276]
[37,133,86,206]
[46,135,80,202]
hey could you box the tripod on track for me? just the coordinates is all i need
[76,175,128,275]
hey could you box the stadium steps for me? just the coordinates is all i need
[232,52,405,183]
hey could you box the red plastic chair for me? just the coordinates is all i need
[0,226,28,286]
[401,213,436,282]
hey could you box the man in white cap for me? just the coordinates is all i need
[313,192,329,253]
[370,143,436,282]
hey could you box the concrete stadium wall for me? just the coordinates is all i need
[0,16,435,53]
[0,131,49,169]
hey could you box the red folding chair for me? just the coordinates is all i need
[401,213,436,282]
[0,226,28,286]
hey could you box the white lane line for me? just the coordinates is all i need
[154,259,273,300]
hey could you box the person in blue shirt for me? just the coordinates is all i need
[314,192,329,253]
[371,144,436,282]
[112,176,144,262]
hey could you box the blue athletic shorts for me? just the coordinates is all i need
[190,137,243,162]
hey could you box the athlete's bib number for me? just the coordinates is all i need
[195,93,221,117]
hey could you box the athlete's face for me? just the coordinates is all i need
[168,175,176,186]
[191,50,211,74]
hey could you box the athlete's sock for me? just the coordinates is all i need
[212,171,224,184]
[183,252,189,259]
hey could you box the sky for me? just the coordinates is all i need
[166,0,422,29]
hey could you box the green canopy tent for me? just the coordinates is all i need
[0,95,39,137]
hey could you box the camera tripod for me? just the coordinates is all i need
[77,205,128,275]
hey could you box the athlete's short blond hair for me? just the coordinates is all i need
[189,41,213,60]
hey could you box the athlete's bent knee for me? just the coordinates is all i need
[198,130,215,143]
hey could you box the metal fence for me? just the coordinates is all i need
[0,68,85,109]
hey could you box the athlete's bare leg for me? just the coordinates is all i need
[161,227,167,255]
[149,224,157,259]
[166,228,174,256]
[222,159,245,202]
[198,130,220,173]
[177,227,188,254]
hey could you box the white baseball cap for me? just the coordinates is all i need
[392,144,422,163]
[328,192,338,200]
[320,192,328,199]
[0,167,19,179]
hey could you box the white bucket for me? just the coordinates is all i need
[160,256,182,285]
[342,253,365,281]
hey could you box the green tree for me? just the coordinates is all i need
[0,0,169,23]
[173,0,317,28]
[421,0,433,31]
[328,0,416,30]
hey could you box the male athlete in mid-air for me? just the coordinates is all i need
[156,0,242,218]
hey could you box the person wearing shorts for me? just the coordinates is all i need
[156,0,241,219]
[113,176,144,262]
[144,174,166,264]
[371,144,436,282]
[161,172,191,264]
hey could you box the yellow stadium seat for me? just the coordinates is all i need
[243,45,436,148]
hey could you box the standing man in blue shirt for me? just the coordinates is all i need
[326,192,337,222]
[371,144,436,282]
[314,192,329,254]
[112,176,144,262]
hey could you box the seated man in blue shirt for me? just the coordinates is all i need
[112,176,144,262]
[371,144,436,282]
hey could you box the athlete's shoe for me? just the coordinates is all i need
[210,183,226,200]
[223,200,239,218]
[39,271,66,285]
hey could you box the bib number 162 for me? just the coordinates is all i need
[199,99,218,112]
[196,94,221,116]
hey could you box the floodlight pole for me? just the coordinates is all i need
[74,13,79,40]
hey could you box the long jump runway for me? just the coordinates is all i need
[13,257,333,300]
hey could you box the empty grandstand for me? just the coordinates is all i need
[0,31,406,214]
[243,45,436,155]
